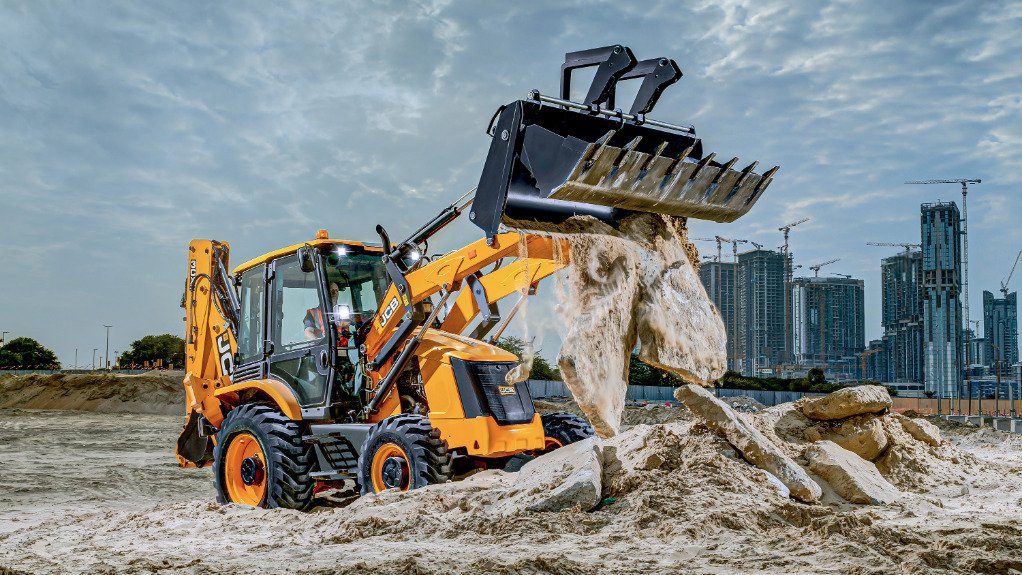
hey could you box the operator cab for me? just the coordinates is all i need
[231,236,387,420]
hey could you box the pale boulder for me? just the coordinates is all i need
[800,385,892,421]
[805,415,889,461]
[897,415,941,446]
[675,384,821,503]
[804,440,901,505]
[495,437,603,514]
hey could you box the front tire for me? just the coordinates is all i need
[358,415,453,495]
[541,412,594,451]
[213,404,315,510]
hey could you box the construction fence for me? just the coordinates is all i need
[527,380,827,406]
[893,397,1022,417]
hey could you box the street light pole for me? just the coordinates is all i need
[103,325,112,370]
[74,348,78,370]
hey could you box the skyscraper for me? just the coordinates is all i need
[920,201,962,397]
[736,249,786,375]
[880,250,924,383]
[790,277,866,370]
[983,290,1018,374]
[698,260,737,370]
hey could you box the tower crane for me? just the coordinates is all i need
[809,258,839,277]
[692,237,722,262]
[907,178,981,408]
[1000,250,1022,298]
[866,241,921,253]
[748,241,764,250]
[779,217,809,364]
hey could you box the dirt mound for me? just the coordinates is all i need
[0,372,183,415]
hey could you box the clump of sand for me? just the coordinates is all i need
[548,214,726,437]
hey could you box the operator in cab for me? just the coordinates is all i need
[303,282,352,346]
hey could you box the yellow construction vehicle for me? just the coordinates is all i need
[176,45,776,509]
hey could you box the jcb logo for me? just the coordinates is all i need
[379,297,400,328]
[216,333,234,377]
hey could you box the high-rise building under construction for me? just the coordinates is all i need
[920,201,962,397]
[790,277,866,369]
[736,249,786,375]
[982,290,1018,373]
[698,260,737,370]
[880,250,924,383]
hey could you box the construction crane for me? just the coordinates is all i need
[748,241,764,250]
[866,241,921,253]
[779,218,809,364]
[1001,250,1022,298]
[859,348,881,382]
[830,273,852,279]
[907,178,981,409]
[692,237,722,262]
[809,258,839,277]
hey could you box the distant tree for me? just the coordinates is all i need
[119,334,185,368]
[805,367,826,386]
[628,354,682,386]
[0,337,60,368]
[494,336,560,381]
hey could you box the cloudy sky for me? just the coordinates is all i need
[2,0,1021,367]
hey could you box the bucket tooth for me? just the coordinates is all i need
[579,130,619,184]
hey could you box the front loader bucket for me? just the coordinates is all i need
[469,45,777,239]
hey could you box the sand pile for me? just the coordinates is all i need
[678,384,985,503]
[5,393,1022,574]
[547,214,726,437]
[0,372,183,415]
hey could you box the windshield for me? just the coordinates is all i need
[322,247,389,327]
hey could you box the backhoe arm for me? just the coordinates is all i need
[177,239,239,467]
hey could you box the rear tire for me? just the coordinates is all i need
[541,412,594,451]
[213,404,315,510]
[358,415,453,495]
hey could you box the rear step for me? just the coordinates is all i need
[469,44,778,240]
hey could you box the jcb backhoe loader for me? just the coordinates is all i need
[176,45,776,509]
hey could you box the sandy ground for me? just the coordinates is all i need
[1,398,1021,574]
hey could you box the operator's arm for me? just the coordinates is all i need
[303,309,322,340]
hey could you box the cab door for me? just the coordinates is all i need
[266,253,332,415]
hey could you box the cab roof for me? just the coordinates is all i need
[233,237,384,275]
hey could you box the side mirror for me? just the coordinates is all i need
[297,247,316,273]
[332,304,352,322]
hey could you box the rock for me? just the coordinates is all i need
[496,437,603,514]
[804,415,888,461]
[804,441,901,505]
[898,415,941,446]
[800,385,892,421]
[675,384,822,503]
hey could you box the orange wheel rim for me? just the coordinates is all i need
[370,443,410,493]
[545,437,564,450]
[223,432,267,506]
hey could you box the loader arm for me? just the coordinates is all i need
[438,254,566,338]
[361,232,567,413]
